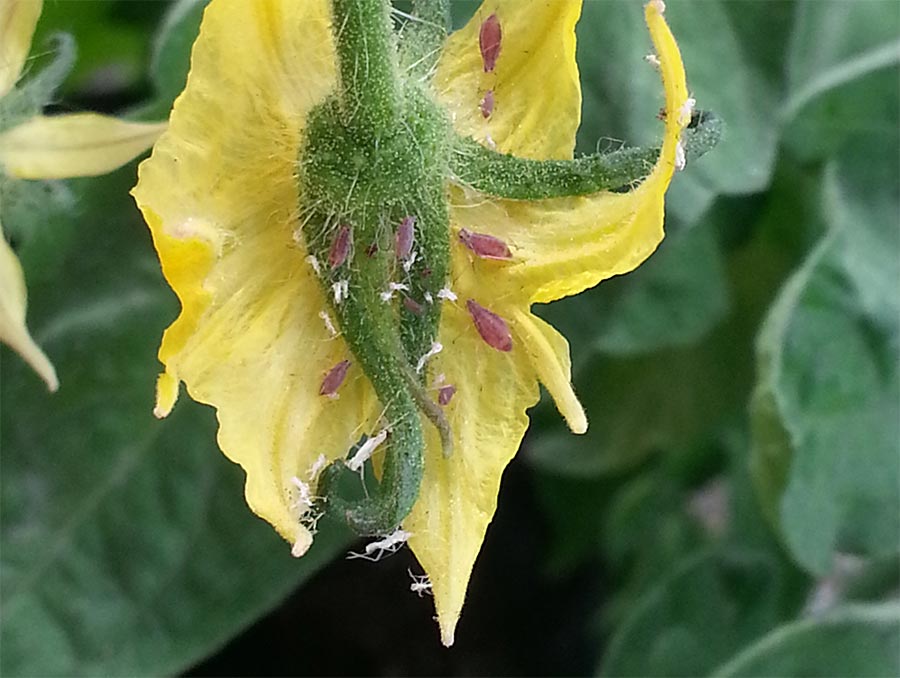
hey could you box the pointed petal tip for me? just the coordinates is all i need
[439,619,457,648]
[153,372,178,418]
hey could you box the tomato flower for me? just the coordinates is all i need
[133,0,713,645]
[0,0,165,390]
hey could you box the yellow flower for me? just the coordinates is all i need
[0,0,166,390]
[133,0,690,645]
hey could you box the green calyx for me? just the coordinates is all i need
[297,0,722,538]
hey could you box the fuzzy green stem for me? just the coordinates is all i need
[331,0,400,131]
[402,0,450,75]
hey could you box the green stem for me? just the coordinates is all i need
[402,0,450,75]
[331,0,400,132]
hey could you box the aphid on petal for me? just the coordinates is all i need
[479,13,502,73]
[395,216,416,260]
[319,359,351,397]
[480,89,495,119]
[328,225,352,268]
[458,228,512,260]
[438,385,457,406]
[466,299,513,352]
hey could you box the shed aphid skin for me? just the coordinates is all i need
[346,528,413,562]
[290,476,315,508]
[346,428,390,472]
[319,359,351,398]
[674,140,686,171]
[438,384,456,406]
[305,254,322,276]
[308,453,329,480]
[478,13,502,73]
[480,89,495,119]
[395,215,416,260]
[332,279,349,304]
[436,286,457,302]
[466,299,513,352]
[380,281,410,302]
[644,53,661,68]
[408,569,433,597]
[416,341,443,374]
[319,310,338,337]
[402,249,419,273]
[328,224,352,269]
[458,228,513,260]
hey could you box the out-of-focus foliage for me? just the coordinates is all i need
[1,0,897,675]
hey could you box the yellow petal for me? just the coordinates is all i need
[406,301,540,646]
[449,0,690,304]
[511,307,586,434]
[436,0,582,160]
[0,114,165,179]
[0,0,42,98]
[0,219,57,391]
[132,0,344,546]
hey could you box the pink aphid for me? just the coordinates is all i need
[438,384,457,406]
[395,216,416,260]
[328,225,352,269]
[319,359,351,397]
[466,299,512,352]
[403,296,424,315]
[458,228,512,260]
[480,89,495,119]
[479,13,502,73]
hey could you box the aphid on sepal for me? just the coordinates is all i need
[328,224,352,269]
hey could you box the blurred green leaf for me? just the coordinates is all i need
[600,549,804,677]
[590,219,729,356]
[32,1,167,96]
[0,169,348,676]
[750,143,900,575]
[781,0,900,161]
[712,603,900,678]
[140,0,211,120]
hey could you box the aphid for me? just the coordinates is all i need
[438,384,457,406]
[458,228,512,260]
[416,341,443,374]
[346,428,389,472]
[395,216,416,260]
[480,89,495,118]
[328,224,351,268]
[365,241,379,257]
[479,13,502,73]
[466,299,513,352]
[319,359,351,397]
[403,296,424,315]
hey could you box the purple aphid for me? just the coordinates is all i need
[479,13,502,73]
[480,89,495,119]
[458,228,512,260]
[395,216,416,260]
[466,299,512,352]
[438,385,457,406]
[329,225,352,269]
[319,359,351,397]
